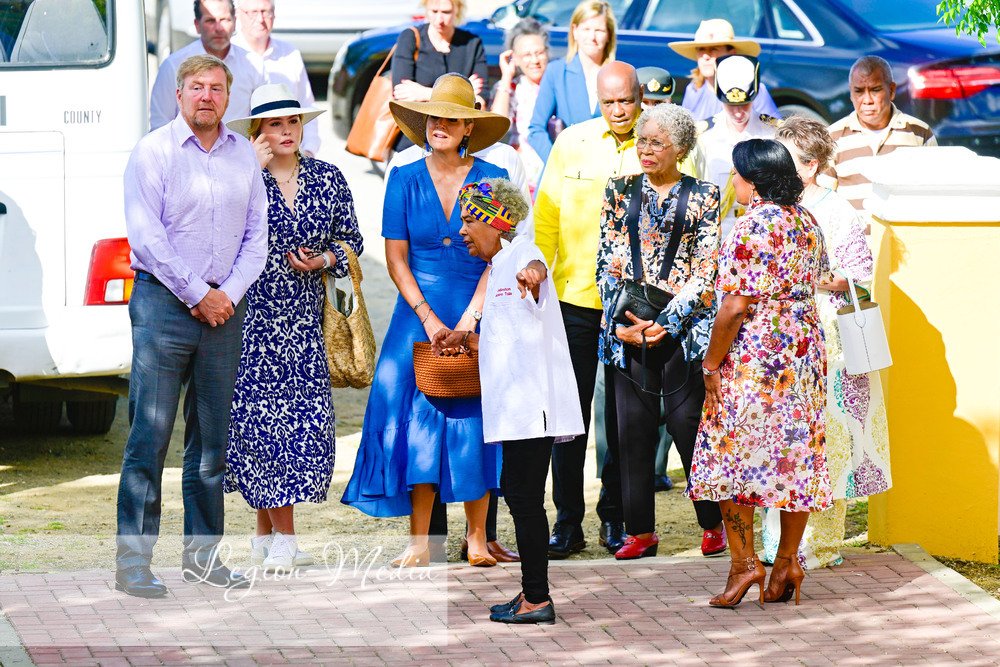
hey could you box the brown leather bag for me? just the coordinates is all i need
[345,27,419,162]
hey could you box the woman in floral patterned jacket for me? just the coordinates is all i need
[687,138,834,608]
[596,103,723,562]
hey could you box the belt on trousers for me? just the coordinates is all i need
[134,270,219,289]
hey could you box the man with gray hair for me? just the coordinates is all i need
[232,0,320,155]
[116,54,267,598]
[823,55,937,216]
[149,0,264,130]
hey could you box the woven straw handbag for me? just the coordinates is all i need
[412,342,480,398]
[322,242,376,388]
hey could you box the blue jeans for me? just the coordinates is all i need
[116,280,245,569]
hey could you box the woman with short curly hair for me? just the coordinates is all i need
[686,138,835,608]
[596,103,723,561]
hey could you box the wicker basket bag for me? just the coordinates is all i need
[412,342,480,398]
[322,242,376,388]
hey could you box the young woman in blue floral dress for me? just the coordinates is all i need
[687,138,834,608]
[224,84,363,571]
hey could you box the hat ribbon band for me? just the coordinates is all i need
[251,99,301,116]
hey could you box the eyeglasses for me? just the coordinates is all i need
[240,9,275,18]
[635,137,673,153]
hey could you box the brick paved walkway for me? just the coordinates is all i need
[2,546,999,666]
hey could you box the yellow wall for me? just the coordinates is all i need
[868,219,1000,563]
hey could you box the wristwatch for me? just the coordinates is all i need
[466,308,482,321]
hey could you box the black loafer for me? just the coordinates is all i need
[548,522,585,559]
[490,593,523,614]
[654,474,674,492]
[182,559,251,589]
[599,521,627,554]
[490,598,556,625]
[115,565,168,598]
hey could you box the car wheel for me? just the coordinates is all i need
[66,397,118,435]
[12,394,62,433]
[778,104,827,124]
[156,2,172,64]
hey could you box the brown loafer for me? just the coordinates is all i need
[461,538,521,563]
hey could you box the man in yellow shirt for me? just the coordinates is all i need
[534,61,642,558]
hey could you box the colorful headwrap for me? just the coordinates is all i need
[459,182,516,234]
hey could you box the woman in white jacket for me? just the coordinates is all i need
[433,178,584,625]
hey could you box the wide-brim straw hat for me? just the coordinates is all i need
[389,74,510,154]
[667,19,762,61]
[226,83,325,137]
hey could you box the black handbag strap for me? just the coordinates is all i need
[618,174,697,399]
[625,176,645,282]
[625,175,696,283]
[658,175,695,281]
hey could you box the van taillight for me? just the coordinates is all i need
[84,238,134,305]
[909,65,1000,99]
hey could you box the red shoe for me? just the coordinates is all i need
[701,528,727,557]
[614,534,658,560]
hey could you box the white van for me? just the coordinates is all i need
[0,0,146,433]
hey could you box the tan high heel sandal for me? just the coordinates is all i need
[764,554,805,604]
[391,546,430,568]
[709,554,766,608]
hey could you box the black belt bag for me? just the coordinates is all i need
[609,175,694,325]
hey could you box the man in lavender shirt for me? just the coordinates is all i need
[115,54,267,598]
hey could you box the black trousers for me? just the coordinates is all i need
[553,302,621,527]
[612,340,722,535]
[427,492,498,542]
[501,437,554,605]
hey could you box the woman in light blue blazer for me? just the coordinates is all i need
[527,1,617,163]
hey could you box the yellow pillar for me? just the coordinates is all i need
[863,147,1000,563]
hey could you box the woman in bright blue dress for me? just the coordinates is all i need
[342,74,511,568]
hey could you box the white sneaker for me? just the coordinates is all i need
[262,532,296,572]
[293,548,315,567]
[251,533,273,566]
[251,532,314,567]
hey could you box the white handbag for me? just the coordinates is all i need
[835,272,892,375]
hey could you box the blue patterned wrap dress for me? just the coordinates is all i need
[341,158,506,517]
[225,156,363,509]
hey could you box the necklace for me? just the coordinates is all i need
[273,156,299,186]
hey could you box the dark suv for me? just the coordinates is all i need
[328,0,1000,156]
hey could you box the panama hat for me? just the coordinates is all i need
[636,66,674,101]
[715,54,760,105]
[667,19,761,61]
[226,83,325,137]
[389,74,510,154]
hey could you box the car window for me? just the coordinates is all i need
[771,1,809,41]
[523,0,636,27]
[0,0,110,67]
[835,0,942,32]
[642,0,764,35]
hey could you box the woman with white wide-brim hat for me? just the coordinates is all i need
[668,18,781,122]
[342,74,514,569]
[223,83,364,573]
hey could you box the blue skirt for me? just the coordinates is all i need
[341,266,501,517]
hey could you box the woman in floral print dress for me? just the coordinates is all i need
[759,117,891,569]
[687,138,834,608]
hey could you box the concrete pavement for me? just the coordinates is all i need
[3,545,1000,666]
